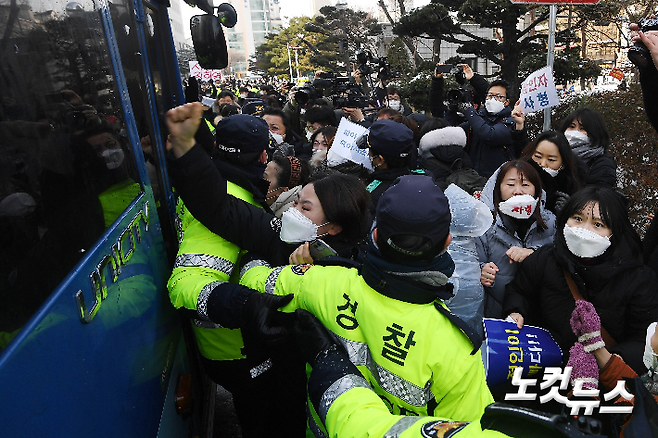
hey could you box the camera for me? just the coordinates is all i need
[628,17,658,68]
[310,72,372,108]
[294,83,318,106]
[446,86,473,112]
[355,50,399,81]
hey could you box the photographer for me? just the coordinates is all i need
[459,80,527,178]
[429,64,488,126]
[629,19,658,133]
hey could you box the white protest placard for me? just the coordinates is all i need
[519,66,560,114]
[189,61,222,82]
[328,118,372,170]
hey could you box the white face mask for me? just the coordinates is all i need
[563,224,611,258]
[542,166,561,177]
[388,100,402,111]
[101,148,125,170]
[564,130,590,148]
[306,130,313,141]
[485,99,505,115]
[270,132,284,145]
[644,322,658,372]
[498,194,538,219]
[279,207,329,243]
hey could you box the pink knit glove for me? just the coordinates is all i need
[570,300,605,353]
[567,342,599,391]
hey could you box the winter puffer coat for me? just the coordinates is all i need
[503,234,658,375]
[475,210,556,319]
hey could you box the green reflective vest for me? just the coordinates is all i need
[168,181,260,361]
[240,263,493,421]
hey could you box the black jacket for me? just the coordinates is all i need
[461,106,527,179]
[584,153,617,189]
[365,167,411,214]
[639,63,658,133]
[420,145,475,183]
[526,159,582,214]
[169,145,358,265]
[503,236,658,374]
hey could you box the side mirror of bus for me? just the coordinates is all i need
[190,14,229,69]
[190,4,237,70]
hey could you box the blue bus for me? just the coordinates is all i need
[0,0,229,435]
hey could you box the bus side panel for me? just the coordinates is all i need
[0,197,184,437]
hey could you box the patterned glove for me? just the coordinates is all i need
[570,300,605,353]
[554,191,570,214]
[567,342,599,391]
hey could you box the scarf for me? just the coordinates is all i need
[572,144,604,161]
[361,233,455,304]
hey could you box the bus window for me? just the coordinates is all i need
[0,0,144,345]
[108,0,181,257]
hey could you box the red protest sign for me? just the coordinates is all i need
[609,68,624,81]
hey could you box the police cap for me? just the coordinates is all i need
[375,175,451,258]
[216,114,269,154]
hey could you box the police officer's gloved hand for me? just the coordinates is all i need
[294,309,342,366]
[242,292,295,347]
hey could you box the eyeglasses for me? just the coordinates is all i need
[486,93,507,102]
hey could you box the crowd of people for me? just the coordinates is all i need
[165,26,658,438]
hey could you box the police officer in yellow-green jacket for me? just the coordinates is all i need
[235,175,493,435]
[165,106,306,438]
[189,174,492,436]
[294,308,596,438]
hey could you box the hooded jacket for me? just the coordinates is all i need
[418,126,481,189]
[476,167,557,318]
[503,231,658,375]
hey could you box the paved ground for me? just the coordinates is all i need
[213,385,242,438]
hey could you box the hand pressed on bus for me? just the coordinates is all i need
[166,102,203,158]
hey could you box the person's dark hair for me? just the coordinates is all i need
[310,173,370,243]
[218,90,237,102]
[271,154,311,189]
[262,95,281,109]
[487,79,512,102]
[556,186,641,255]
[558,108,611,152]
[521,130,582,192]
[239,87,249,94]
[386,85,400,96]
[388,114,419,143]
[305,105,337,127]
[307,98,330,108]
[262,107,290,133]
[310,126,337,151]
[219,103,240,118]
[493,160,547,231]
[417,117,450,139]
[377,108,400,120]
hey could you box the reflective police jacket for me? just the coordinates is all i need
[309,347,508,438]
[167,180,261,361]
[239,262,494,424]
